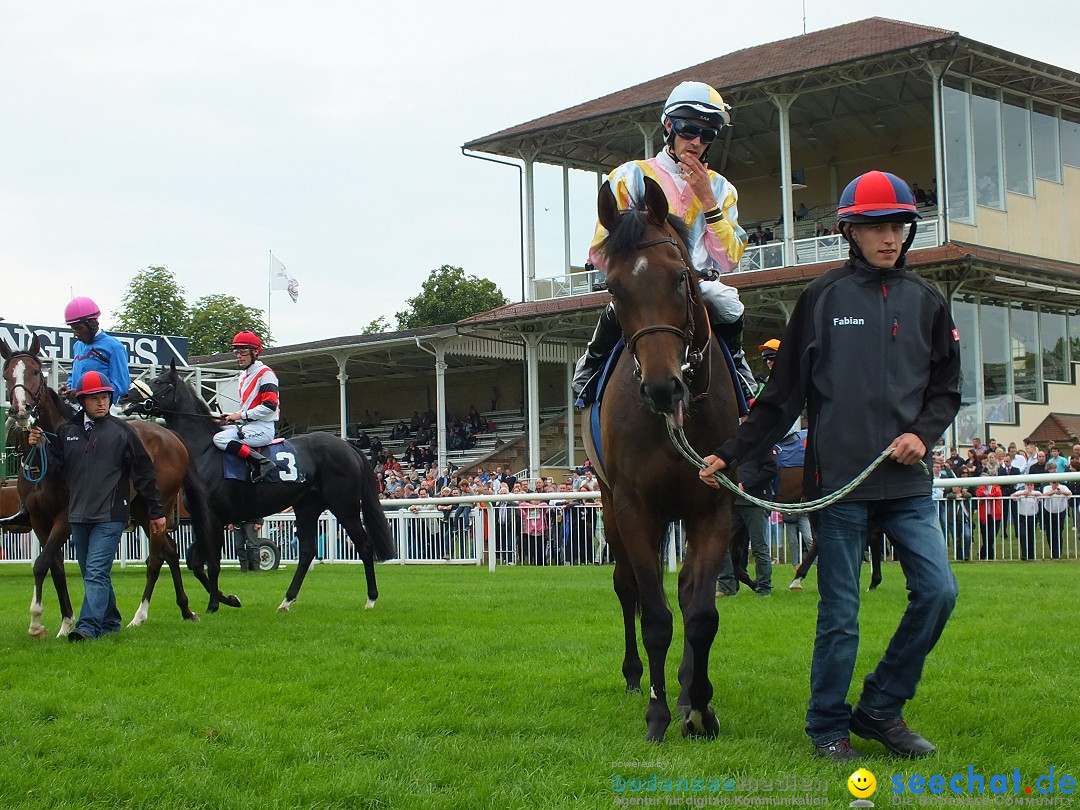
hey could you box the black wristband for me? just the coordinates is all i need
[704,207,724,224]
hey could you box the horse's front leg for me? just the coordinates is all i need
[607,517,642,692]
[676,510,731,739]
[614,502,673,742]
[30,522,73,639]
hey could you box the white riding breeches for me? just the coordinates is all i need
[213,421,276,450]
[700,279,744,324]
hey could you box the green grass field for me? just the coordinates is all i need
[0,561,1076,809]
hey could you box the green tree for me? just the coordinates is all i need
[187,294,270,357]
[362,316,391,334]
[395,265,507,330]
[114,267,190,336]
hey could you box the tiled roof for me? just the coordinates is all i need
[466,17,956,148]
[1026,413,1080,445]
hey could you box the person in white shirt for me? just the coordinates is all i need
[1041,481,1071,559]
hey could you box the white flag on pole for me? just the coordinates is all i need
[270,254,299,303]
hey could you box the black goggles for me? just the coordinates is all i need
[672,119,720,144]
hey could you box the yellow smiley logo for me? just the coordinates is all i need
[848,768,877,799]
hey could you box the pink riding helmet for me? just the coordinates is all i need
[64,296,101,324]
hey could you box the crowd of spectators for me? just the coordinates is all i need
[932,437,1075,561]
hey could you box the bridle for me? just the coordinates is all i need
[3,352,47,426]
[126,377,221,423]
[620,235,712,398]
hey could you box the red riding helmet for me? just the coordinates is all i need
[76,370,114,398]
[231,331,263,353]
[64,296,101,325]
[837,171,921,224]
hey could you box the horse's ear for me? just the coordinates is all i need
[170,358,177,375]
[0,339,9,361]
[642,176,669,227]
[29,335,40,357]
[598,181,620,234]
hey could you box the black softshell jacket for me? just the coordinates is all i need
[717,256,961,500]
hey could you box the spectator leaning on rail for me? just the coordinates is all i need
[28,371,165,641]
[698,170,961,762]
[214,331,279,483]
[572,80,754,406]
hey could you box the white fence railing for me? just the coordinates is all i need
[3,470,1079,569]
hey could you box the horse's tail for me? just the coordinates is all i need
[181,465,219,567]
[349,444,396,561]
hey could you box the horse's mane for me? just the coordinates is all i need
[169,375,214,416]
[601,209,691,261]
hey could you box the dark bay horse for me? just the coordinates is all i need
[0,337,223,637]
[131,363,395,611]
[585,177,739,742]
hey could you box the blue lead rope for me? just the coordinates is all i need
[22,430,54,484]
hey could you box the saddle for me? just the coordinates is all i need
[222,439,305,484]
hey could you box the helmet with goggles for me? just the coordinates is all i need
[231,331,263,354]
[661,81,731,129]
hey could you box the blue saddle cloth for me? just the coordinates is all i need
[222,439,305,483]
[775,429,807,469]
[587,340,626,474]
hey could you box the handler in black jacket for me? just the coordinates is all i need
[29,370,165,642]
[700,171,961,762]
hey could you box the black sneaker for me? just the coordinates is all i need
[850,708,936,758]
[812,737,862,762]
[68,628,92,643]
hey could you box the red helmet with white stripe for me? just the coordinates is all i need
[231,331,263,354]
[76,370,114,398]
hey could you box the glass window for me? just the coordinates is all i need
[1032,104,1061,183]
[1002,95,1032,195]
[943,81,973,223]
[1010,302,1039,409]
[1040,305,1068,383]
[952,297,981,443]
[1063,108,1080,168]
[1069,310,1080,368]
[971,86,1003,209]
[980,298,1011,423]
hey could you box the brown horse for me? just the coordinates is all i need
[583,177,739,742]
[1,337,228,638]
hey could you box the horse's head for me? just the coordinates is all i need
[598,176,708,423]
[1,336,46,428]
[140,360,208,419]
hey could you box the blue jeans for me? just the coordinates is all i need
[70,521,125,638]
[806,497,956,745]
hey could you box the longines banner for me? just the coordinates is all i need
[0,322,189,366]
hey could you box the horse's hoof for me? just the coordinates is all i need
[625,683,642,694]
[222,594,242,609]
[364,598,376,610]
[681,706,719,739]
[207,603,219,614]
[867,583,880,592]
[28,627,47,640]
[644,727,667,743]
[788,578,803,591]
[126,618,143,628]
[186,613,200,623]
[277,599,293,612]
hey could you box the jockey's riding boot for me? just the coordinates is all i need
[572,305,621,407]
[0,502,32,532]
[711,314,757,405]
[246,450,278,483]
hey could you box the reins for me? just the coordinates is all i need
[665,422,928,514]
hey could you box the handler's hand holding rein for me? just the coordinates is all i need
[888,432,926,465]
[698,454,727,489]
[27,426,43,446]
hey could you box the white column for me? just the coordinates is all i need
[565,359,575,468]
[562,162,572,274]
[928,62,948,244]
[435,343,448,473]
[333,352,350,438]
[773,94,798,267]
[523,155,537,302]
[523,332,542,479]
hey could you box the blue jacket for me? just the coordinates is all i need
[69,330,131,398]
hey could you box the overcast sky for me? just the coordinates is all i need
[1,2,1076,346]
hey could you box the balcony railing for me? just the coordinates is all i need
[531,220,941,301]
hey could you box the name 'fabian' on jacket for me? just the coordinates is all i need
[833,316,866,326]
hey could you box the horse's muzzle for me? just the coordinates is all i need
[640,374,688,418]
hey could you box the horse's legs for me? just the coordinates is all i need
[613,503,673,743]
[336,512,377,609]
[30,523,74,639]
[187,524,238,613]
[278,499,322,611]
[676,515,728,739]
[130,520,198,627]
[604,515,641,691]
[867,526,884,591]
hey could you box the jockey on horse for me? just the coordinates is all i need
[213,331,279,483]
[572,80,756,407]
